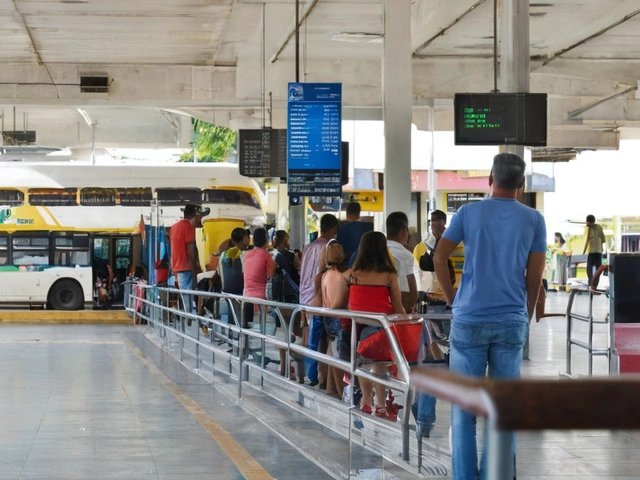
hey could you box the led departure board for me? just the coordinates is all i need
[287,83,342,197]
[238,129,287,178]
[454,93,547,146]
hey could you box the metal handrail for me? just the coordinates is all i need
[126,282,422,464]
[564,287,610,377]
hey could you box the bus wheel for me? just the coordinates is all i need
[49,280,83,310]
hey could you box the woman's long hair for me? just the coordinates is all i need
[352,231,397,274]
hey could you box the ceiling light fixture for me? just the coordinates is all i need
[77,108,94,127]
[329,32,384,44]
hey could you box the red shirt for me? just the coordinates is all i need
[170,219,196,273]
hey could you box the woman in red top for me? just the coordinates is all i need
[242,228,277,326]
[332,231,405,419]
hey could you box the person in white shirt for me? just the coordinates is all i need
[385,211,418,314]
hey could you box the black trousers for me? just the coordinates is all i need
[587,252,602,289]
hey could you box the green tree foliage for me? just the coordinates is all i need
[180,120,236,162]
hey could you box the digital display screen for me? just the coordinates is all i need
[238,129,287,178]
[287,83,342,196]
[454,93,547,146]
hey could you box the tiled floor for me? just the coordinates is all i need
[0,290,634,480]
[0,325,331,480]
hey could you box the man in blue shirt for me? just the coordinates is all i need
[434,153,547,480]
[337,202,373,262]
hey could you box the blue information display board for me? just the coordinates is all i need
[287,83,342,196]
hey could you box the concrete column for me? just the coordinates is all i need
[499,0,530,159]
[382,0,412,221]
[499,0,531,359]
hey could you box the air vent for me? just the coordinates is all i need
[80,75,109,94]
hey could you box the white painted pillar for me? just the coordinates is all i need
[499,0,530,159]
[382,0,412,220]
[499,0,531,359]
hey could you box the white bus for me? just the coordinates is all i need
[0,162,267,231]
[0,228,93,309]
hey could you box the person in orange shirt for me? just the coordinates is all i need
[170,203,208,312]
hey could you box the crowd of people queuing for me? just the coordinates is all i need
[167,153,548,480]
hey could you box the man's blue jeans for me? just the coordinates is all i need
[176,271,194,314]
[412,392,437,433]
[304,315,324,383]
[449,317,528,480]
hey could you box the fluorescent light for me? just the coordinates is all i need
[77,108,94,127]
[329,32,384,44]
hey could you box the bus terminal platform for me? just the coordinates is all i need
[0,290,635,480]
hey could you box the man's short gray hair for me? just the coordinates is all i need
[491,153,526,190]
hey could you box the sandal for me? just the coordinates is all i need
[374,406,389,420]
[361,404,372,415]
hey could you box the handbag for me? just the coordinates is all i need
[266,268,286,302]
[417,319,450,364]
[356,323,423,363]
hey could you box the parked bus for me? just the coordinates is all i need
[0,162,267,231]
[0,205,139,310]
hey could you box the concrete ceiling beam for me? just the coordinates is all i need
[541,2,640,66]
[411,0,487,55]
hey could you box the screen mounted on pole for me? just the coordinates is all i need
[454,93,547,146]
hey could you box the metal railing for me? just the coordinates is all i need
[412,366,640,480]
[564,287,610,377]
[126,282,424,468]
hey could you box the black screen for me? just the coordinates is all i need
[341,141,349,186]
[611,254,640,324]
[454,93,547,146]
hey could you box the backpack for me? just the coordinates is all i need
[266,268,299,303]
[221,249,244,294]
[419,240,456,286]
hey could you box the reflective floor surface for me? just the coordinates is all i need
[0,290,635,479]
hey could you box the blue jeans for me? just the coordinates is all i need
[412,391,437,431]
[176,271,194,313]
[304,315,324,382]
[449,317,528,480]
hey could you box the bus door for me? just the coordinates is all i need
[92,235,134,306]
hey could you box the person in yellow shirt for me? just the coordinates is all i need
[413,209,455,297]
[582,214,606,289]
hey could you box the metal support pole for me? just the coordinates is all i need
[428,99,436,214]
[288,0,306,251]
[486,424,514,480]
[91,124,96,165]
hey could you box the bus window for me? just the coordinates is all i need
[118,188,152,207]
[0,190,24,206]
[202,189,261,209]
[156,188,201,206]
[0,235,7,266]
[54,234,90,266]
[12,235,50,265]
[93,238,109,260]
[29,188,78,207]
[80,188,116,206]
